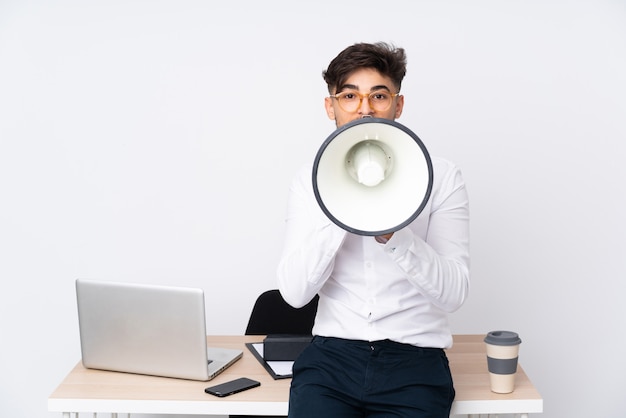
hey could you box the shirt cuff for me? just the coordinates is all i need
[383,228,412,255]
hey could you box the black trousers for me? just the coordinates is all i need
[288,336,455,418]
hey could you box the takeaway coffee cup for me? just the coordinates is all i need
[484,330,522,393]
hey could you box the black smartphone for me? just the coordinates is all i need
[204,377,261,397]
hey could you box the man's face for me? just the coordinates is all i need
[325,68,404,128]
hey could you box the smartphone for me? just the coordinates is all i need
[204,377,261,397]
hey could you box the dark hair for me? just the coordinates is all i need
[322,42,407,94]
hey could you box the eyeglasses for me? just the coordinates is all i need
[330,89,400,113]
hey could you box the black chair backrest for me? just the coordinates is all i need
[245,290,319,335]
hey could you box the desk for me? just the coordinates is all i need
[49,335,543,417]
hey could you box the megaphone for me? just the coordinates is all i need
[312,118,433,236]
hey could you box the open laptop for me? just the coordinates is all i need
[75,279,242,381]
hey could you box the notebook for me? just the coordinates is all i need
[75,279,242,381]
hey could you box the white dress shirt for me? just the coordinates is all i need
[277,157,470,349]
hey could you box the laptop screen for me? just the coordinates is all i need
[76,279,241,381]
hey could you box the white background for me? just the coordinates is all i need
[1,1,625,417]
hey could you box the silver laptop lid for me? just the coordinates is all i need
[76,279,241,381]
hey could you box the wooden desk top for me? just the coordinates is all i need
[48,335,542,416]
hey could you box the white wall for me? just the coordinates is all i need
[1,1,624,417]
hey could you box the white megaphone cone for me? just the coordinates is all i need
[349,141,389,187]
[312,118,433,236]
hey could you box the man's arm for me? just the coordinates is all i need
[379,161,470,312]
[277,165,347,308]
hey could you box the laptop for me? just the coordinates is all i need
[76,279,242,381]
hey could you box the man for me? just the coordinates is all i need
[277,42,470,418]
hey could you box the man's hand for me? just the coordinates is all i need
[375,233,393,244]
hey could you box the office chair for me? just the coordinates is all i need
[231,290,319,418]
[244,289,319,336]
